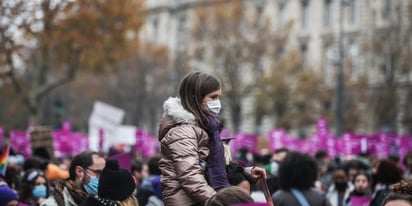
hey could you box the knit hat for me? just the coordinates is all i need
[98,160,136,201]
[0,183,19,206]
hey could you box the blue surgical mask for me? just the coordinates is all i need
[207,100,221,114]
[83,174,99,195]
[32,185,47,199]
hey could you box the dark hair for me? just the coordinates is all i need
[23,157,48,171]
[353,170,371,183]
[206,186,254,206]
[278,151,318,190]
[179,71,221,130]
[375,159,402,185]
[19,169,50,204]
[383,181,412,205]
[131,160,143,173]
[69,151,101,180]
[403,152,412,166]
[226,161,255,186]
[148,156,161,176]
[274,148,289,154]
[315,150,328,160]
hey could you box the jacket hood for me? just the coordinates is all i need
[158,97,196,140]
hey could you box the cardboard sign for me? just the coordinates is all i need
[30,127,54,159]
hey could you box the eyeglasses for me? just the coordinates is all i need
[85,168,103,177]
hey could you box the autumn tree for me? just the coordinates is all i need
[364,1,412,132]
[190,0,274,132]
[0,0,145,125]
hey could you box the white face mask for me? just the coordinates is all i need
[207,100,221,114]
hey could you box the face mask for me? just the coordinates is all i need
[335,182,348,191]
[207,100,221,114]
[83,174,99,195]
[32,185,47,199]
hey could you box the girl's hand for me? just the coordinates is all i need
[250,166,267,179]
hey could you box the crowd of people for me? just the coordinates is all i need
[1,71,412,206]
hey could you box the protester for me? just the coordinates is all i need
[382,181,412,206]
[206,186,254,206]
[265,148,289,195]
[272,151,331,206]
[369,159,403,206]
[0,179,19,206]
[136,156,163,206]
[40,151,106,206]
[19,169,50,206]
[158,71,266,205]
[131,160,149,189]
[346,171,372,206]
[315,150,334,192]
[403,152,412,181]
[325,166,354,206]
[86,160,138,206]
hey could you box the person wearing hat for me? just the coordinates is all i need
[0,180,19,206]
[86,160,138,206]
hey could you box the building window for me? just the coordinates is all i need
[300,43,308,68]
[383,0,391,18]
[350,0,357,24]
[324,43,335,84]
[177,13,187,43]
[279,2,286,27]
[301,0,309,29]
[349,40,359,78]
[324,0,333,27]
[152,17,159,43]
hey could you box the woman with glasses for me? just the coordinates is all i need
[19,169,50,206]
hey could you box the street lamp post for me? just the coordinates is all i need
[336,0,347,137]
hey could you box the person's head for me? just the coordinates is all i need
[148,156,161,176]
[375,159,402,185]
[98,160,136,202]
[22,157,48,172]
[332,166,349,192]
[19,169,50,202]
[131,160,149,185]
[383,181,412,206]
[403,152,412,170]
[69,151,105,195]
[0,182,19,206]
[179,71,222,129]
[315,150,330,175]
[206,186,254,206]
[353,171,371,193]
[272,148,289,162]
[226,161,255,194]
[278,151,318,191]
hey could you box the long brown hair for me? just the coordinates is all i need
[179,71,221,130]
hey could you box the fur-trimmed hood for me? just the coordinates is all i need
[158,97,196,140]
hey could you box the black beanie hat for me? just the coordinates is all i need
[98,160,136,201]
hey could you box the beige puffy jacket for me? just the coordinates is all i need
[158,97,216,206]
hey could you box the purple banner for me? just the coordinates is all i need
[9,130,31,158]
[268,129,286,151]
[135,130,159,157]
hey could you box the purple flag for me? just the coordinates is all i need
[0,126,3,144]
